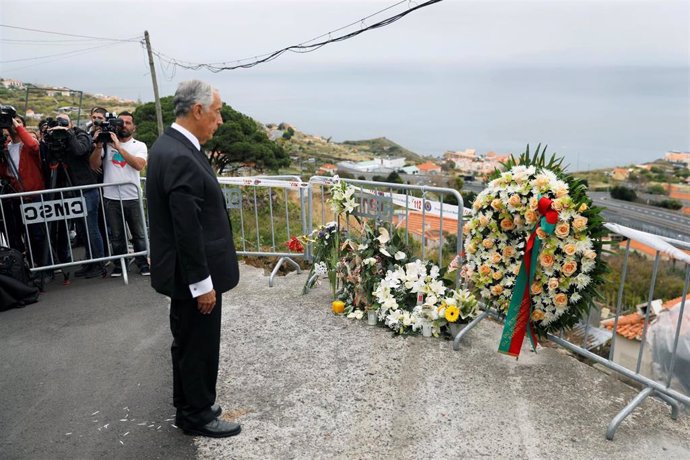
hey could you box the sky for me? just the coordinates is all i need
[1,0,688,164]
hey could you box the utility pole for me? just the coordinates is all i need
[144,30,164,136]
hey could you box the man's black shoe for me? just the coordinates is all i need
[84,265,106,279]
[181,418,241,438]
[175,405,222,427]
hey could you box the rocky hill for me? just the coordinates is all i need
[268,123,424,166]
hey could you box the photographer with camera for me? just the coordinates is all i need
[0,112,46,257]
[91,111,149,277]
[42,113,106,279]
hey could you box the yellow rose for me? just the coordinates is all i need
[563,244,577,256]
[491,199,504,211]
[540,253,555,268]
[552,199,564,212]
[479,215,489,227]
[536,227,547,240]
[555,222,570,239]
[503,246,515,258]
[473,200,482,210]
[584,249,596,260]
[562,260,578,277]
[578,203,588,212]
[525,210,538,224]
[548,277,559,290]
[491,252,502,264]
[529,197,539,211]
[463,223,471,235]
[500,218,515,231]
[492,271,503,281]
[482,238,494,249]
[508,194,522,207]
[535,175,549,188]
[555,187,568,198]
[572,216,588,231]
[513,265,521,275]
[531,282,543,295]
[554,293,568,308]
[479,265,491,276]
[531,309,545,321]
[491,284,504,296]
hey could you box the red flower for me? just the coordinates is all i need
[287,236,304,252]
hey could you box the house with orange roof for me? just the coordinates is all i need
[317,163,337,175]
[416,161,442,175]
[600,295,687,379]
[610,168,630,181]
[393,211,459,248]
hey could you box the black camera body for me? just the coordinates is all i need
[42,117,71,162]
[93,113,124,144]
[0,105,17,130]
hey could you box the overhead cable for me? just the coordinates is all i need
[148,0,442,73]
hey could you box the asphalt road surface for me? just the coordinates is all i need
[0,271,195,459]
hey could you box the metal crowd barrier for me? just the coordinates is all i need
[308,176,465,272]
[216,176,309,287]
[453,222,690,440]
[0,181,149,286]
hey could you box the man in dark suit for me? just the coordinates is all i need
[147,80,240,438]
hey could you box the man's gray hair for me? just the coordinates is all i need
[173,80,216,117]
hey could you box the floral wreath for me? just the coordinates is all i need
[462,149,607,354]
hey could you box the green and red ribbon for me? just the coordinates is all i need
[498,196,558,358]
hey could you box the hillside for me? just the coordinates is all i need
[0,84,137,127]
[269,124,423,166]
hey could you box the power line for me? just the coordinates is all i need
[0,42,132,72]
[0,24,142,42]
[148,0,443,73]
[0,40,138,64]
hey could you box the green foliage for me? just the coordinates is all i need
[385,171,404,184]
[646,184,668,195]
[610,185,637,202]
[134,96,290,174]
[602,251,687,310]
[656,199,683,210]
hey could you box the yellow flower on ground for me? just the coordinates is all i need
[445,305,460,323]
[331,300,345,314]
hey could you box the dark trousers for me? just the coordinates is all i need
[104,198,148,269]
[170,294,222,426]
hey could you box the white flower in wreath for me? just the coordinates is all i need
[358,243,369,251]
[394,251,406,261]
[380,247,392,257]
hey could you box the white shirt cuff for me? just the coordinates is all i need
[189,276,213,298]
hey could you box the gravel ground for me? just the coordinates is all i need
[196,265,690,459]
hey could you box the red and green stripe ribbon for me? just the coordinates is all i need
[498,196,558,359]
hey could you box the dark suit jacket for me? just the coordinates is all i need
[147,127,239,299]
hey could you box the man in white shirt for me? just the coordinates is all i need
[91,111,149,276]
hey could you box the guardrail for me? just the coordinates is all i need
[0,181,148,285]
[453,222,690,440]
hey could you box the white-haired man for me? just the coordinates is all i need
[147,80,240,438]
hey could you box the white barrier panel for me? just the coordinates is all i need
[21,197,86,225]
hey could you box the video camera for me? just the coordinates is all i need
[42,117,71,162]
[0,105,17,130]
[93,113,124,144]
